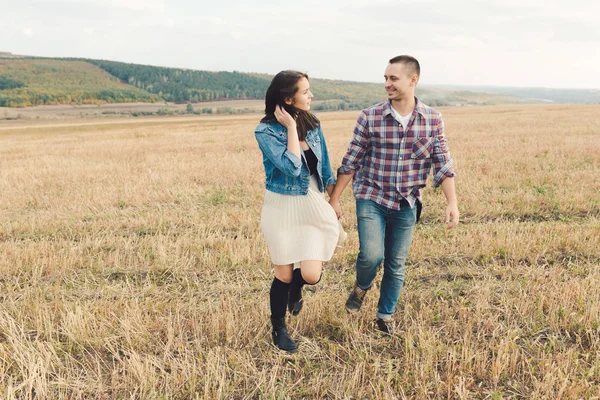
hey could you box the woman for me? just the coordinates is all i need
[255,71,345,353]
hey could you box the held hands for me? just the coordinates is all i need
[329,199,343,219]
[445,202,460,229]
[274,105,296,130]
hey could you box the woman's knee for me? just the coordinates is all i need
[302,270,322,285]
[299,261,322,284]
[273,264,293,283]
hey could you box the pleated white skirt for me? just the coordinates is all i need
[261,175,342,265]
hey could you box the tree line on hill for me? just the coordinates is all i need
[82,59,270,103]
[81,59,395,106]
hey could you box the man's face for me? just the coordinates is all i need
[384,62,418,101]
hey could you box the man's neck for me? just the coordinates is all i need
[391,97,416,116]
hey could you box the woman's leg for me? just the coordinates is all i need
[298,260,323,284]
[289,260,323,315]
[270,264,297,352]
[273,264,293,283]
[271,263,293,319]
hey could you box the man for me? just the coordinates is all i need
[329,55,459,334]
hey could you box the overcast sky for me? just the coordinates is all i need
[2,0,599,89]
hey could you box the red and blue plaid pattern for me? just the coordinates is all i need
[338,98,455,210]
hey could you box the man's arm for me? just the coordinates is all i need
[329,171,354,219]
[328,111,370,218]
[431,114,456,188]
[326,184,335,197]
[430,112,458,228]
[441,176,459,229]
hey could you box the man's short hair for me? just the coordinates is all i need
[389,55,420,77]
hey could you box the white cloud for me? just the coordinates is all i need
[434,35,485,49]
[210,16,223,25]
[22,27,34,37]
[108,0,165,13]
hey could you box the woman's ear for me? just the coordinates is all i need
[284,97,293,105]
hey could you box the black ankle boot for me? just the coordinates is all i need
[271,317,297,353]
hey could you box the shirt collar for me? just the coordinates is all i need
[383,97,426,118]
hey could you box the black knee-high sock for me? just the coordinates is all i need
[270,278,291,319]
[289,268,309,302]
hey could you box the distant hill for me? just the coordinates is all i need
[0,59,159,107]
[0,54,597,108]
[435,85,600,104]
[0,52,26,58]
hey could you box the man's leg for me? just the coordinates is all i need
[346,199,386,312]
[377,204,417,321]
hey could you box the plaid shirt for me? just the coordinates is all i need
[338,98,455,210]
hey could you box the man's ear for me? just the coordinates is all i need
[411,74,419,87]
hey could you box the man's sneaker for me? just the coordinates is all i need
[375,318,395,335]
[345,283,367,313]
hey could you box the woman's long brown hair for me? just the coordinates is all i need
[261,70,319,141]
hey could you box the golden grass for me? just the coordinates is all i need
[0,104,599,399]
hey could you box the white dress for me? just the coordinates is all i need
[261,175,345,265]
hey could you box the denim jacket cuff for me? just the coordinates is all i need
[324,176,337,188]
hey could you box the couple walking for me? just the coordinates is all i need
[255,55,459,353]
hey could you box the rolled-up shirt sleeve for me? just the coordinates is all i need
[431,113,456,187]
[255,126,302,178]
[338,111,370,175]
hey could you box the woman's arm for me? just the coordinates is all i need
[318,126,337,190]
[254,105,304,178]
[275,105,300,159]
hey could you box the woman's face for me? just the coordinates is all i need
[285,77,313,111]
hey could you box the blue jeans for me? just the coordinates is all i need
[355,199,417,320]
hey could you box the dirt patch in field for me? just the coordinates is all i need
[0,99,266,121]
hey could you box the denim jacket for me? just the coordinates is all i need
[255,121,337,195]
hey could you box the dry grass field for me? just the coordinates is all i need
[0,104,599,399]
